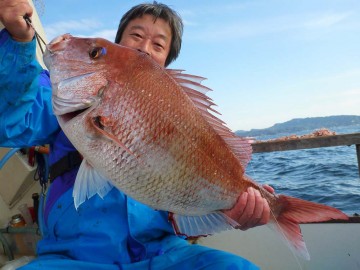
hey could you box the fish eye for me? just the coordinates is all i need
[89,47,106,59]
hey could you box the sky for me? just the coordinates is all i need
[33,0,360,131]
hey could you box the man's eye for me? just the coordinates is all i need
[154,43,164,49]
[131,33,142,38]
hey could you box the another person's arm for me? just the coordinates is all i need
[0,1,59,147]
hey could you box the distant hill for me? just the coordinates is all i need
[235,115,360,137]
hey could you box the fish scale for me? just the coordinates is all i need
[101,74,242,210]
[44,34,348,260]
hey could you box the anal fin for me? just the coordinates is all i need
[169,211,238,237]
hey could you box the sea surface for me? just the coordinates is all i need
[245,125,360,215]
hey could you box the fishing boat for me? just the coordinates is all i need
[1,135,359,270]
[1,2,359,269]
[198,132,360,270]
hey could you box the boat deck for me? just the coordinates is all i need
[199,218,360,270]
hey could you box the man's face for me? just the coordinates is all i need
[119,14,172,67]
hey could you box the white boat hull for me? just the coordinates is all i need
[198,221,360,270]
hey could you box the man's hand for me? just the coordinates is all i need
[222,185,275,231]
[0,0,35,42]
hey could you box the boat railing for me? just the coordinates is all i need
[251,132,360,176]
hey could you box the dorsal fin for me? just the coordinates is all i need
[166,69,252,168]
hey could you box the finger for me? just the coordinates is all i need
[14,2,34,28]
[257,198,271,226]
[241,189,264,230]
[222,191,248,221]
[236,187,256,229]
[0,0,34,42]
[263,184,275,194]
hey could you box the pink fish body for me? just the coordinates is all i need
[44,34,348,260]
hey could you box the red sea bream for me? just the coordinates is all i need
[44,34,348,260]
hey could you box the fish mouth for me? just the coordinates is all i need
[51,72,107,124]
[52,96,99,123]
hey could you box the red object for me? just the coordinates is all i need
[28,147,35,166]
[35,145,50,154]
[28,206,35,223]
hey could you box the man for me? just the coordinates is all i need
[0,1,273,269]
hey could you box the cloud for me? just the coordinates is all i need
[302,12,351,29]
[180,2,254,29]
[89,29,117,41]
[180,2,250,17]
[44,19,103,40]
[186,11,352,42]
[313,69,360,82]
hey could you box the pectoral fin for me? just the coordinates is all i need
[73,159,114,209]
[90,115,136,157]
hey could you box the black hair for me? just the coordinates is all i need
[114,2,183,66]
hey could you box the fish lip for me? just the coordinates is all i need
[52,96,99,123]
[43,34,73,69]
[47,33,73,53]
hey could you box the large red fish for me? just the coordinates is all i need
[44,34,348,260]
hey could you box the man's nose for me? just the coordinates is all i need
[137,40,151,56]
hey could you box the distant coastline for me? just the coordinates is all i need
[235,115,360,137]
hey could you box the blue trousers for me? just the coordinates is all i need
[20,243,258,270]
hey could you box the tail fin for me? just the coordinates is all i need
[272,195,348,260]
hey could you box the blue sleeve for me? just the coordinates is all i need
[0,29,60,147]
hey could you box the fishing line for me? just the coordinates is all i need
[23,15,47,54]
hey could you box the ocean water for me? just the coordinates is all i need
[245,125,360,215]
